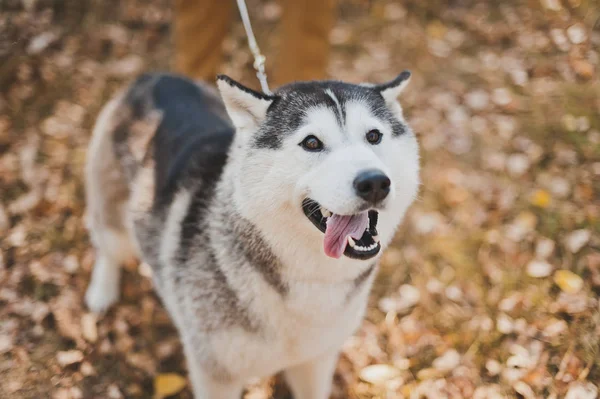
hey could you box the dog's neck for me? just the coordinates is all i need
[210,160,377,285]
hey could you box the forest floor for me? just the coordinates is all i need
[1,0,599,398]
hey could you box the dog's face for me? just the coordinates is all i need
[217,73,419,261]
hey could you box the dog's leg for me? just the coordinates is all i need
[284,350,339,399]
[85,228,134,313]
[85,254,119,313]
[185,355,244,399]
[84,97,137,313]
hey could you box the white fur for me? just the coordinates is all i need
[216,79,272,132]
[324,88,344,127]
[86,75,419,398]
[159,190,192,267]
[284,349,340,399]
[203,81,419,395]
[228,97,420,272]
[84,234,125,313]
[380,75,411,104]
[85,96,138,313]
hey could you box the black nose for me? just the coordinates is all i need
[353,169,391,204]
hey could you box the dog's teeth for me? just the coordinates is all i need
[350,240,381,252]
[321,207,332,218]
[372,235,379,242]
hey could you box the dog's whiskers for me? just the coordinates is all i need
[305,202,325,220]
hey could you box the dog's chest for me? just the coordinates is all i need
[279,284,367,355]
[219,279,371,377]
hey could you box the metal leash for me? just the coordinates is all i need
[236,0,272,95]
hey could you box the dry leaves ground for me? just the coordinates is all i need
[1,0,599,398]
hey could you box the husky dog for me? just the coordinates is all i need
[84,71,419,399]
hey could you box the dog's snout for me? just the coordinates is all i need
[353,169,391,204]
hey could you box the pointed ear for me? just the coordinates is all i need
[373,70,411,104]
[216,75,276,131]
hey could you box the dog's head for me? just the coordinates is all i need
[217,73,419,261]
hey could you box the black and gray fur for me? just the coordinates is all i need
[84,71,418,399]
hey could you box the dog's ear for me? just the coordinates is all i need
[373,70,411,105]
[216,75,276,131]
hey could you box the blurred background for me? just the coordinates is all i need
[0,0,599,398]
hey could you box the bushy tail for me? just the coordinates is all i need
[111,74,163,182]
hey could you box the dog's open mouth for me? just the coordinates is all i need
[302,199,381,260]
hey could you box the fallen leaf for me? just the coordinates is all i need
[554,270,584,294]
[416,367,442,380]
[540,0,562,11]
[0,335,13,354]
[432,349,461,372]
[526,260,553,278]
[56,350,84,367]
[530,189,551,208]
[0,205,8,233]
[552,292,589,314]
[473,384,505,399]
[81,313,98,343]
[52,388,71,399]
[497,313,514,334]
[80,362,96,376]
[514,381,535,399]
[571,59,594,79]
[492,88,512,106]
[465,90,490,111]
[535,238,555,259]
[565,382,598,399]
[586,253,600,287]
[564,229,590,253]
[507,154,530,177]
[549,177,570,198]
[485,359,502,376]
[550,29,571,51]
[107,384,123,399]
[543,318,568,338]
[359,364,401,385]
[153,373,187,399]
[51,291,86,348]
[562,114,577,131]
[566,24,587,44]
[27,31,60,55]
[106,55,145,78]
[399,284,420,307]
[127,352,157,375]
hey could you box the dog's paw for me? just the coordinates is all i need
[85,281,119,314]
[85,275,120,314]
[85,256,121,314]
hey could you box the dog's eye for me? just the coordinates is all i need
[300,135,324,152]
[366,129,383,145]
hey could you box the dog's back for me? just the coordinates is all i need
[114,74,233,197]
[84,73,235,311]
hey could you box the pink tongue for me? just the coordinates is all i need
[324,212,369,258]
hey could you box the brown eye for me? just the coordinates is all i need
[300,135,324,152]
[366,129,383,145]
